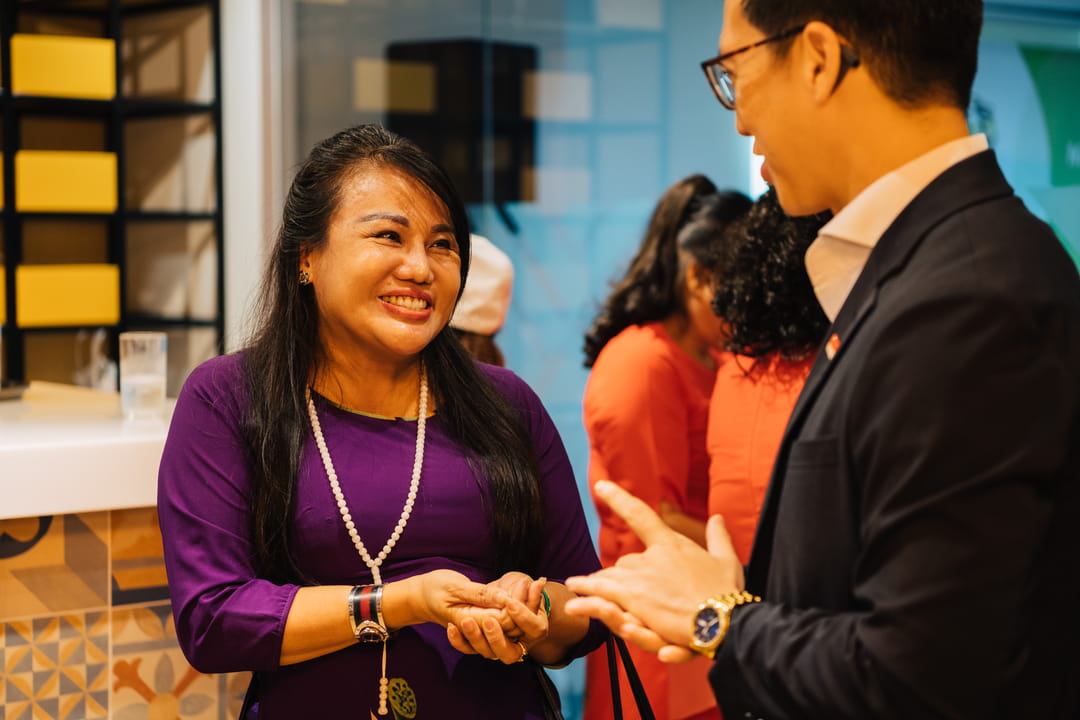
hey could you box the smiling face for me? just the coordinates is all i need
[302,163,462,370]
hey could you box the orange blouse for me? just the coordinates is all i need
[707,352,814,564]
[583,322,719,720]
[584,322,715,560]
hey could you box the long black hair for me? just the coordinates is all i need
[710,187,831,364]
[243,124,543,583]
[583,175,750,366]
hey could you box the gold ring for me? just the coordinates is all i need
[515,641,528,662]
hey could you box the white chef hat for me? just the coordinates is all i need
[450,234,514,335]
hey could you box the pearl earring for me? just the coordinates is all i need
[299,269,311,286]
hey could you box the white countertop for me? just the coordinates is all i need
[0,381,173,520]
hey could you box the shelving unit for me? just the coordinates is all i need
[0,0,223,393]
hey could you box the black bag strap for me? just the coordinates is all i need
[238,671,259,719]
[606,635,656,720]
[531,634,657,720]
[532,661,565,720]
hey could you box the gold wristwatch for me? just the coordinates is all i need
[689,590,761,659]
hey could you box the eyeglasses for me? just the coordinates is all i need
[700,24,806,110]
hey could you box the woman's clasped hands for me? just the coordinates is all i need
[436,570,550,665]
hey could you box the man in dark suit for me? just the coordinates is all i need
[565,0,1080,717]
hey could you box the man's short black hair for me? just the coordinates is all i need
[741,0,982,109]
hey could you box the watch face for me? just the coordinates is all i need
[693,606,721,644]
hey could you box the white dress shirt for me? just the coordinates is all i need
[806,134,990,322]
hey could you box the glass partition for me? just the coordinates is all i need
[285,2,1080,714]
[976,4,1080,264]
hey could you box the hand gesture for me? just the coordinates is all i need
[564,480,743,660]
[446,572,550,664]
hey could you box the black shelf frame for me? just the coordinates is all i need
[0,0,224,385]
[1,1,22,379]
[126,210,219,221]
[125,314,217,328]
[2,94,214,118]
[19,323,119,334]
[16,0,212,15]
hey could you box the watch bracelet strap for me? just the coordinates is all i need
[714,590,761,611]
[711,590,761,650]
[348,584,387,640]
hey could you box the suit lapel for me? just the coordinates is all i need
[745,150,1016,593]
[745,267,880,591]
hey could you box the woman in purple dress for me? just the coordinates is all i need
[157,124,605,719]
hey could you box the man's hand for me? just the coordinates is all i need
[564,480,744,657]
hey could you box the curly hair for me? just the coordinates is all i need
[710,187,831,364]
[583,174,750,367]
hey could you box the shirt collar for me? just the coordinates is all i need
[806,134,989,321]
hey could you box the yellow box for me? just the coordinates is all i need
[16,264,120,327]
[11,34,116,100]
[15,150,118,213]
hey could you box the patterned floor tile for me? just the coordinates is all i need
[111,603,246,720]
[0,514,108,619]
[111,508,170,606]
[0,611,109,720]
[222,671,252,720]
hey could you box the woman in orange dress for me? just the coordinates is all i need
[706,188,831,564]
[582,175,750,720]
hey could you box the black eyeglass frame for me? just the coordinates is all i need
[700,24,806,110]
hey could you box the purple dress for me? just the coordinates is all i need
[157,352,605,719]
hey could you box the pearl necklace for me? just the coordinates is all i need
[305,367,428,716]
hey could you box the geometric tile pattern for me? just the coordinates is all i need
[110,508,170,607]
[0,611,109,719]
[112,604,251,720]
[0,508,248,720]
[0,513,109,620]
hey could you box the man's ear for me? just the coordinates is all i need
[801,20,848,104]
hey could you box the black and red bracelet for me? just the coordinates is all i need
[348,584,389,643]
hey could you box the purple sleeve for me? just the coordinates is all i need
[157,355,299,673]
[481,364,608,659]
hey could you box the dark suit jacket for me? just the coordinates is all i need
[710,150,1080,719]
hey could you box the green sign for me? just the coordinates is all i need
[1021,48,1080,187]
